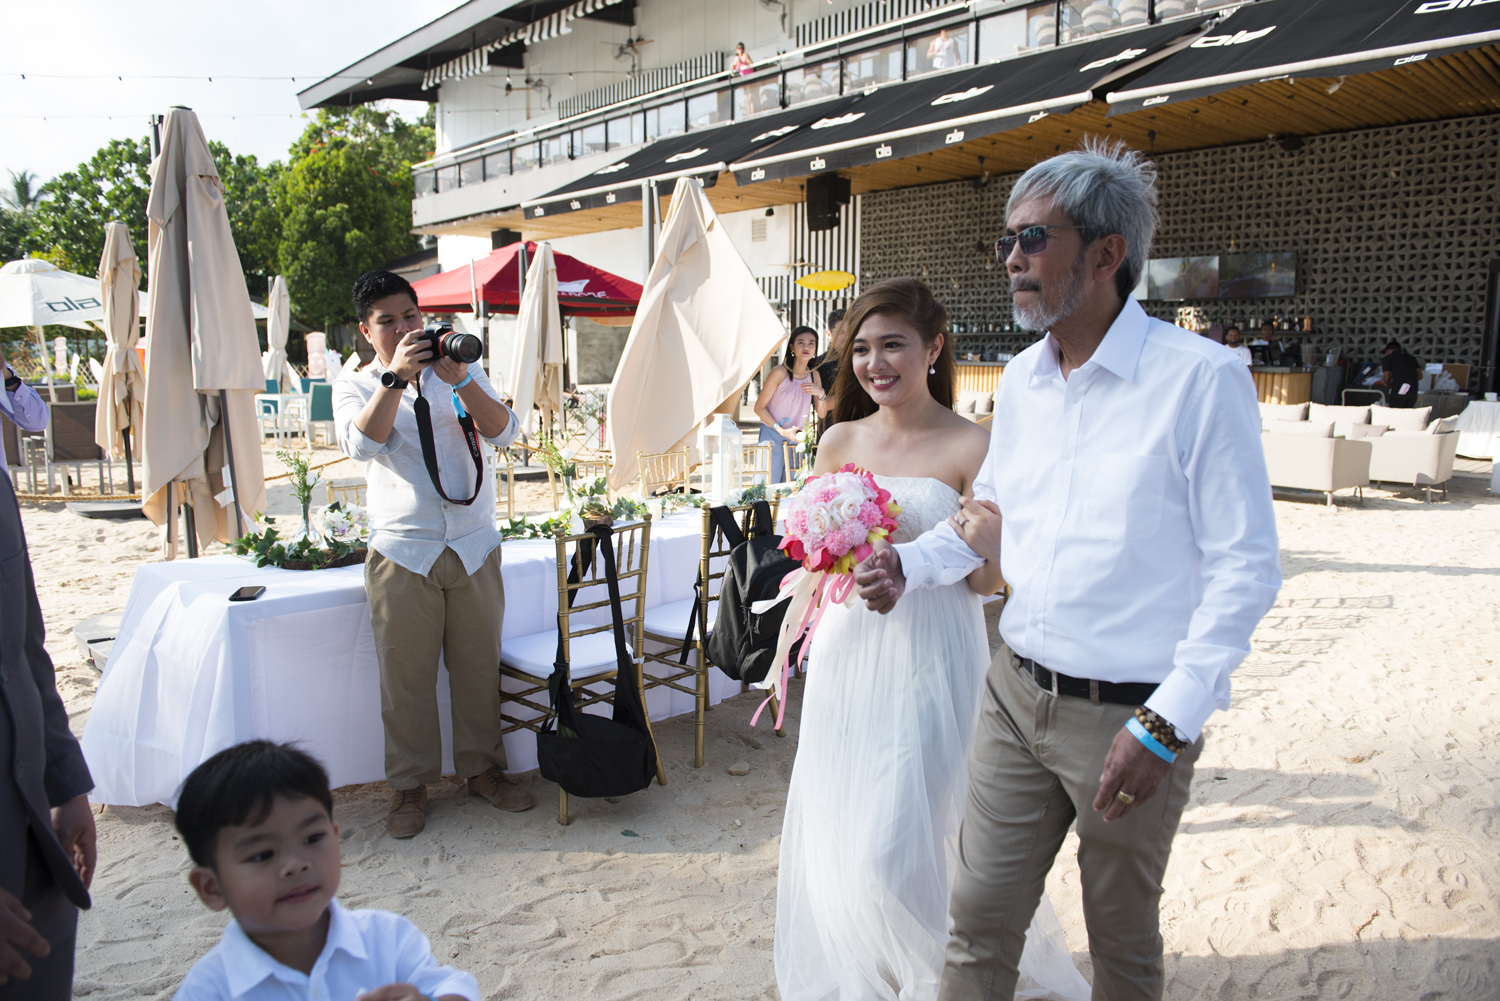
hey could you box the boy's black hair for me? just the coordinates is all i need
[174,741,334,869]
[826,308,846,330]
[352,270,419,324]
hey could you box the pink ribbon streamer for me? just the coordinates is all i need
[749,570,855,730]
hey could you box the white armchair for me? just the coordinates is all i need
[1261,433,1372,507]
[1367,430,1458,502]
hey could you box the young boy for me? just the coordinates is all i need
[172,741,480,1001]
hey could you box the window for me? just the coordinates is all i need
[630,111,646,145]
[540,134,568,166]
[459,158,483,187]
[1061,0,1149,43]
[1026,4,1059,49]
[845,41,903,90]
[734,77,781,117]
[908,25,971,78]
[484,150,510,180]
[513,142,539,173]
[414,170,436,197]
[1165,0,1237,17]
[606,116,631,150]
[688,89,733,130]
[644,101,686,140]
[436,164,459,192]
[578,123,608,156]
[787,59,840,105]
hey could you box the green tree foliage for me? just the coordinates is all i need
[0,208,28,264]
[25,137,152,278]
[276,106,434,326]
[2,170,45,213]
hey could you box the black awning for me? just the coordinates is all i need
[727,19,1210,185]
[522,98,860,220]
[1108,0,1500,115]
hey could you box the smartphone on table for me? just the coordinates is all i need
[229,585,267,602]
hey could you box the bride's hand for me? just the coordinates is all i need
[948,498,1001,564]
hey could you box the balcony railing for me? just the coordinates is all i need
[411,0,1236,199]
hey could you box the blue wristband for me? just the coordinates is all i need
[1126,716,1177,763]
[452,372,474,391]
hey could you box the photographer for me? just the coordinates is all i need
[334,270,531,839]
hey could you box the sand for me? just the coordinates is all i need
[16,453,1500,1000]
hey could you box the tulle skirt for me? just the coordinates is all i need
[774,582,1089,1001]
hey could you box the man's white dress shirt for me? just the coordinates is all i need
[895,299,1281,739]
[173,898,480,1001]
[334,363,518,577]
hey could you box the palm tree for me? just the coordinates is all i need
[2,170,44,214]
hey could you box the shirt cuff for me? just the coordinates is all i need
[344,422,403,461]
[1143,669,1218,743]
[481,408,519,449]
[891,541,933,591]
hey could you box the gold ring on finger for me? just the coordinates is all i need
[1115,790,1135,805]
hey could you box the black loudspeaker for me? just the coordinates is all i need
[806,175,851,232]
[491,228,522,250]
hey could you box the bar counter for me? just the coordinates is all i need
[1252,366,1313,405]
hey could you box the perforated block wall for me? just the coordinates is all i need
[859,113,1500,377]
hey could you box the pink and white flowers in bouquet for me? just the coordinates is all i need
[780,464,901,575]
[751,464,902,729]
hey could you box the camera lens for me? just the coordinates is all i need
[439,331,483,364]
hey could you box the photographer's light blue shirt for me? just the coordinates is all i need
[333,362,518,577]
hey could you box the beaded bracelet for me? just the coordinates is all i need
[1134,707,1189,754]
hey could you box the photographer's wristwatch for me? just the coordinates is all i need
[379,370,408,390]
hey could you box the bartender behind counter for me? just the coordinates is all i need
[1379,340,1421,408]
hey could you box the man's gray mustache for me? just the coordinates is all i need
[1011,280,1042,293]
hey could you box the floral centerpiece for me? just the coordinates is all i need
[232,451,371,570]
[750,464,901,729]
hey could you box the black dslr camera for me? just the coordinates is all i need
[418,320,483,365]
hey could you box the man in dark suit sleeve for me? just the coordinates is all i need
[0,471,96,998]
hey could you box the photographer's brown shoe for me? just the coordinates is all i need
[387,785,428,838]
[466,766,535,812]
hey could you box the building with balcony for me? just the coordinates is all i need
[301,0,1500,393]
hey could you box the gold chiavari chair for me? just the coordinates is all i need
[741,442,774,486]
[496,516,663,825]
[325,482,367,507]
[640,497,782,767]
[637,446,690,496]
[547,453,613,510]
[781,441,810,482]
[492,450,517,520]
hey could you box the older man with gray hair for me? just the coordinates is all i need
[855,139,1281,999]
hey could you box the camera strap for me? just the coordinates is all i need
[412,370,484,506]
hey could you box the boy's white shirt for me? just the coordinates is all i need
[173,898,479,1001]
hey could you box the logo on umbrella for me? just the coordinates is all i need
[665,148,710,162]
[812,113,865,129]
[754,124,800,142]
[1191,27,1275,47]
[1079,48,1147,73]
[597,161,631,174]
[46,296,102,313]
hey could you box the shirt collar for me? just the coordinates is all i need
[1030,297,1150,387]
[220,898,365,997]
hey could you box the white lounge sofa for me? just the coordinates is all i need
[1261,428,1372,506]
[1368,429,1459,502]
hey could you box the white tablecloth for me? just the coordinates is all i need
[81,513,740,806]
[1454,400,1500,459]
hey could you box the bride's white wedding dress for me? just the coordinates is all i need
[775,475,1090,1001]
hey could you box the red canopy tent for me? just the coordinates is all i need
[411,241,642,318]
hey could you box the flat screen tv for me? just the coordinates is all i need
[1147,256,1219,301]
[1218,252,1297,298]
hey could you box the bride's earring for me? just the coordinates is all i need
[929,364,936,374]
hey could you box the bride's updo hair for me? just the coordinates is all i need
[831,277,955,426]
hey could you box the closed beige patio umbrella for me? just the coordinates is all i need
[509,242,565,429]
[94,221,146,492]
[140,107,266,557]
[607,177,785,491]
[262,274,299,390]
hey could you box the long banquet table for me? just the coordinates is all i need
[81,512,741,807]
[1454,400,1500,459]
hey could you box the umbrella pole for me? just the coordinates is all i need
[184,500,198,559]
[122,424,135,493]
[219,390,245,539]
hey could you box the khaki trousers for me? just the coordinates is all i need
[939,644,1201,1001]
[366,546,506,788]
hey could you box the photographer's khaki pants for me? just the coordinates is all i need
[367,546,506,789]
[939,643,1201,1001]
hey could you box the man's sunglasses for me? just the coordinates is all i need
[995,225,1089,260]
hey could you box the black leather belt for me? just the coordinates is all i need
[1017,657,1157,706]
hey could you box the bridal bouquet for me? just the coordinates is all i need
[751,465,901,730]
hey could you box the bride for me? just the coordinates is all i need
[775,278,1088,1001]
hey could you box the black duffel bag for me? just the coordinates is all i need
[705,500,802,686]
[536,524,657,799]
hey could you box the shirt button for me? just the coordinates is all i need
[1061,452,1073,461]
